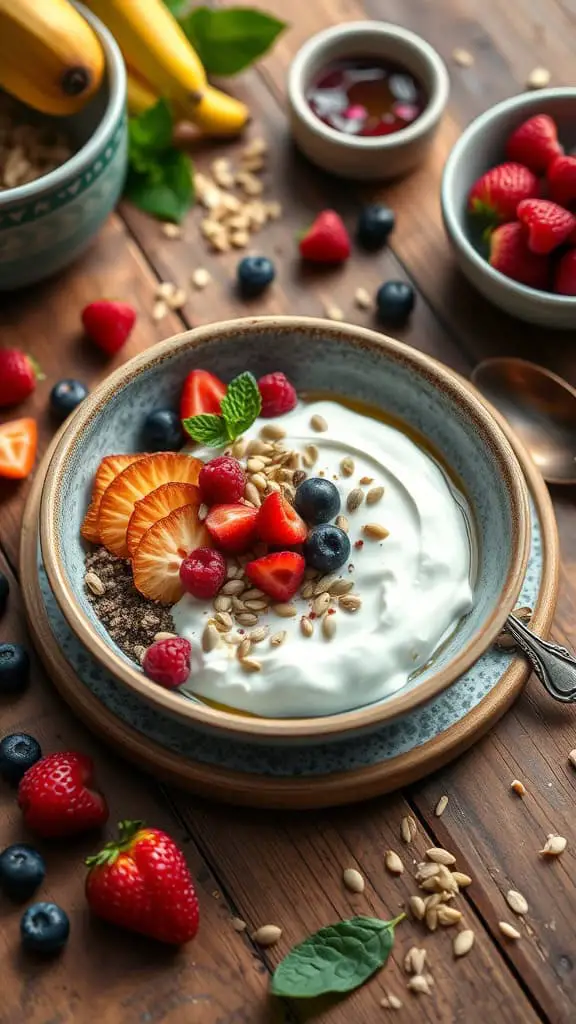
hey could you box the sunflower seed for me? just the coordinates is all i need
[213,595,232,613]
[273,603,297,617]
[249,626,269,643]
[569,749,576,769]
[452,871,472,888]
[312,593,330,617]
[539,834,567,856]
[328,577,354,596]
[340,457,355,477]
[252,924,282,946]
[153,631,178,643]
[499,921,521,940]
[215,611,233,629]
[416,862,441,881]
[425,907,438,932]
[300,616,314,638]
[407,975,431,995]
[511,779,527,796]
[354,287,372,310]
[322,615,337,640]
[385,850,404,875]
[152,299,168,321]
[237,638,252,660]
[426,848,456,866]
[242,588,265,601]
[301,582,315,599]
[231,916,247,932]
[221,579,246,596]
[155,281,176,299]
[366,486,385,505]
[435,795,449,817]
[240,656,262,673]
[224,632,242,646]
[339,594,362,612]
[247,457,266,473]
[343,867,365,893]
[310,414,328,432]
[236,612,260,627]
[270,630,287,647]
[404,946,427,975]
[401,815,417,843]
[251,472,268,492]
[346,488,364,512]
[244,482,261,506]
[381,992,403,1010]
[527,66,551,89]
[363,522,390,540]
[506,890,528,915]
[231,596,246,613]
[191,267,211,290]
[424,893,444,911]
[244,600,269,612]
[261,423,286,440]
[202,624,221,652]
[246,440,269,456]
[162,222,181,238]
[85,572,105,596]
[409,896,426,920]
[453,930,475,957]
[303,444,319,466]
[437,905,462,926]
[312,573,337,595]
[452,47,474,67]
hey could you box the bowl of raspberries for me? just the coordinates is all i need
[441,88,576,328]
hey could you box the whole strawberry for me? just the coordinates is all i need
[547,155,576,208]
[0,349,42,408]
[489,222,550,290]
[18,752,109,838]
[468,162,539,224]
[505,114,563,174]
[299,210,351,263]
[517,199,576,254]
[555,249,576,296]
[82,300,137,356]
[85,820,199,944]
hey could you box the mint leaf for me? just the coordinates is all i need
[220,372,261,439]
[129,98,173,152]
[271,915,404,999]
[163,0,185,12]
[182,414,229,447]
[125,100,194,223]
[181,7,286,76]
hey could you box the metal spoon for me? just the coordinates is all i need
[471,357,576,485]
[504,614,576,703]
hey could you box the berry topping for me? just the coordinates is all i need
[356,203,396,250]
[517,199,576,254]
[0,642,30,694]
[547,154,576,208]
[555,249,576,296]
[0,349,41,408]
[49,379,88,420]
[205,503,259,554]
[127,482,200,557]
[258,372,297,418]
[294,477,341,525]
[0,571,9,616]
[133,504,210,604]
[0,733,42,784]
[180,369,226,420]
[199,455,246,505]
[82,300,137,355]
[0,844,46,902]
[180,547,227,599]
[0,418,37,480]
[141,409,185,452]
[303,524,351,572]
[21,902,70,954]
[299,210,351,263]
[505,114,563,174]
[245,551,305,602]
[468,162,539,224]
[18,752,109,838]
[81,454,144,544]
[376,281,415,325]
[257,492,308,546]
[142,637,192,689]
[489,222,550,290]
[237,255,276,297]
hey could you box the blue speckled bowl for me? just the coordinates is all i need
[39,317,531,742]
[0,3,127,291]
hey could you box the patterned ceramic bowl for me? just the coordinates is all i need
[39,317,531,743]
[0,3,127,291]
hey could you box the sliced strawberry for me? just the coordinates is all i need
[257,492,307,546]
[98,453,202,558]
[180,370,226,420]
[245,552,305,602]
[205,503,259,554]
[133,505,211,604]
[0,418,37,480]
[81,454,145,544]
[127,482,201,556]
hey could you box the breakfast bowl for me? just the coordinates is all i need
[287,21,449,181]
[39,316,530,744]
[441,88,576,329]
[0,2,127,291]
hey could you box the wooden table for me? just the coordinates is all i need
[1,2,575,1021]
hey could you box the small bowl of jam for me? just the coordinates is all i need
[287,21,449,180]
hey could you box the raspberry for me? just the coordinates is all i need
[258,372,297,418]
[199,456,245,505]
[179,547,226,599]
[142,637,191,689]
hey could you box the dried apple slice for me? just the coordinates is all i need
[127,481,201,557]
[133,505,211,604]
[81,454,144,544]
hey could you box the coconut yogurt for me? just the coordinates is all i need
[173,400,474,717]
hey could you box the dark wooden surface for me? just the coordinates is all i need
[1,2,575,1021]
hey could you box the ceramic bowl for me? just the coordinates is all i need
[0,2,127,291]
[287,21,449,180]
[40,317,530,743]
[442,88,576,329]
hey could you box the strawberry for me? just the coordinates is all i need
[127,481,200,556]
[0,350,42,408]
[133,505,211,604]
[246,551,305,602]
[81,454,145,543]
[489,222,550,290]
[547,155,576,208]
[468,162,539,224]
[205,503,259,554]
[18,752,109,838]
[505,114,563,174]
[82,300,137,356]
[517,199,576,254]
[257,492,307,546]
[85,820,199,944]
[98,452,202,558]
[180,370,226,420]
[299,210,351,263]
[554,249,576,296]
[0,418,37,480]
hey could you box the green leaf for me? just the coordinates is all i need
[163,0,185,13]
[128,98,173,153]
[181,7,286,76]
[271,915,404,999]
[125,149,193,223]
[182,413,229,447]
[220,371,262,439]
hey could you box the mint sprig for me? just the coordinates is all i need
[183,371,262,447]
[125,99,194,223]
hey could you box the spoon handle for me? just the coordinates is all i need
[505,614,576,703]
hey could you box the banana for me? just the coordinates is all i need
[126,70,158,117]
[178,86,250,137]
[0,0,105,116]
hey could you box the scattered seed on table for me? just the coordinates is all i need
[191,267,211,289]
[539,834,567,856]
[506,890,529,915]
[354,286,372,309]
[324,302,344,321]
[343,867,365,893]
[568,749,576,769]
[381,992,403,1009]
[511,779,527,796]
[499,921,521,940]
[231,917,247,932]
[453,929,475,957]
[385,850,404,875]
[407,974,432,995]
[162,222,182,238]
[527,66,551,89]
[452,47,474,66]
[152,299,167,321]
[426,847,456,866]
[437,905,462,926]
[400,814,417,843]
[452,871,472,888]
[252,924,282,946]
[408,896,426,920]
[435,795,449,817]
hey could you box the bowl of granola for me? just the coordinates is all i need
[39,316,530,742]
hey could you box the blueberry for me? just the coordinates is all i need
[49,379,88,420]
[294,478,340,525]
[141,409,185,452]
[21,902,70,954]
[303,524,351,573]
[0,643,30,695]
[0,571,8,616]
[0,733,42,784]
[0,844,46,902]
[376,281,415,326]
[357,204,396,250]
[237,255,276,297]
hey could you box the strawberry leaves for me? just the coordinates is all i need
[183,372,262,446]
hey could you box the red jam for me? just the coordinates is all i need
[306,57,426,138]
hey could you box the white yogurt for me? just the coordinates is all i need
[173,400,474,718]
